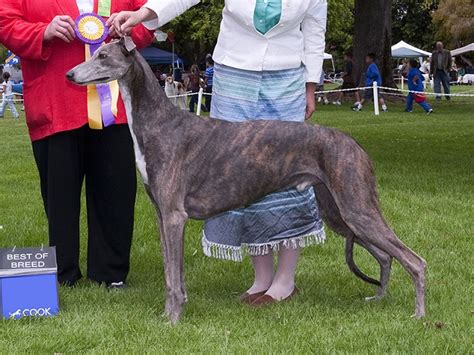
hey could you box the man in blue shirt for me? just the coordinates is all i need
[406,59,433,114]
[204,56,214,112]
[353,53,388,112]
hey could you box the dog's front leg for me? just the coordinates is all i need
[159,209,188,324]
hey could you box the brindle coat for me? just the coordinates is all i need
[67,38,426,324]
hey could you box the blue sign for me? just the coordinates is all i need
[4,51,19,66]
[0,247,59,320]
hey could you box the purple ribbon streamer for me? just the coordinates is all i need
[90,43,115,127]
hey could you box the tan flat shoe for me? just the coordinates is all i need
[239,290,268,304]
[250,287,299,307]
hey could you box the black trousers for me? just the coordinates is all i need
[205,86,213,112]
[32,124,137,284]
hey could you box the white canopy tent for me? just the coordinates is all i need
[391,41,431,90]
[391,41,431,58]
[323,52,335,73]
[451,43,474,56]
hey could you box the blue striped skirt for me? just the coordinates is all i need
[202,63,325,261]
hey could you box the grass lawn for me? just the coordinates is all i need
[0,94,472,353]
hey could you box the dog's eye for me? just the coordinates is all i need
[98,52,108,59]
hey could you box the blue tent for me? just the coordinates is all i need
[139,47,184,66]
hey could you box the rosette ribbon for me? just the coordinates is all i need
[75,13,119,129]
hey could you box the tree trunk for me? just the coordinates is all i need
[353,0,396,88]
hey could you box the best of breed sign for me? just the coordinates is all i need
[0,247,59,320]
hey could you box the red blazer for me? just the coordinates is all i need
[0,0,154,141]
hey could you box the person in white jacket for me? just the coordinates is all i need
[109,0,327,306]
[0,72,19,119]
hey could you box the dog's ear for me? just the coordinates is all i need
[119,36,136,56]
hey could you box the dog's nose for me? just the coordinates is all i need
[66,71,74,80]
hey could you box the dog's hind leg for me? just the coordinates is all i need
[315,183,393,296]
[316,140,426,317]
[339,209,426,318]
[353,238,392,300]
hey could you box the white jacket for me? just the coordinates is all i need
[143,0,327,82]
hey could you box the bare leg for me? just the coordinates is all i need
[265,246,300,300]
[246,253,274,294]
[354,90,361,103]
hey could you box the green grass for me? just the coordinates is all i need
[0,96,473,353]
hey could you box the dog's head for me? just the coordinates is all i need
[66,37,137,85]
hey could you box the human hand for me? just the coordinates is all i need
[106,8,156,36]
[305,83,316,120]
[43,15,76,43]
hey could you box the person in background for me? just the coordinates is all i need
[457,64,466,85]
[159,73,167,88]
[405,59,433,115]
[186,64,205,113]
[430,41,452,101]
[419,58,431,89]
[333,51,360,106]
[0,72,20,120]
[153,66,162,80]
[353,53,388,112]
[0,0,154,288]
[316,70,329,105]
[204,57,214,112]
[109,0,327,306]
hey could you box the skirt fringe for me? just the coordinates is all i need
[202,228,326,262]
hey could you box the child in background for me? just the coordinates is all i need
[204,57,214,112]
[0,72,19,119]
[353,53,388,112]
[406,59,433,114]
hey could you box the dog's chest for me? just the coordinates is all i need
[120,86,149,185]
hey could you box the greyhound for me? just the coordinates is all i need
[67,38,426,324]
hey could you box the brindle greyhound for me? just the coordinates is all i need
[67,38,426,324]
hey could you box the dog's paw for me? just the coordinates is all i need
[364,295,381,302]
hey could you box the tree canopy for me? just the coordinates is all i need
[433,0,474,48]
[392,0,438,51]
[0,45,7,63]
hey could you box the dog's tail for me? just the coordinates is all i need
[345,235,381,286]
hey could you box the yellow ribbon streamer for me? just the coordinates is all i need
[85,44,103,129]
[85,44,119,130]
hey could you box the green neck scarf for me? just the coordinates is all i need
[254,0,282,35]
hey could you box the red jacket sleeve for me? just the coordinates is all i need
[129,0,155,49]
[0,0,52,61]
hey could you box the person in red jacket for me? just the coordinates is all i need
[0,0,154,288]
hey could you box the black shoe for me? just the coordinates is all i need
[59,280,78,288]
[106,281,127,291]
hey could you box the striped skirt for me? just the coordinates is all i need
[202,63,325,261]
